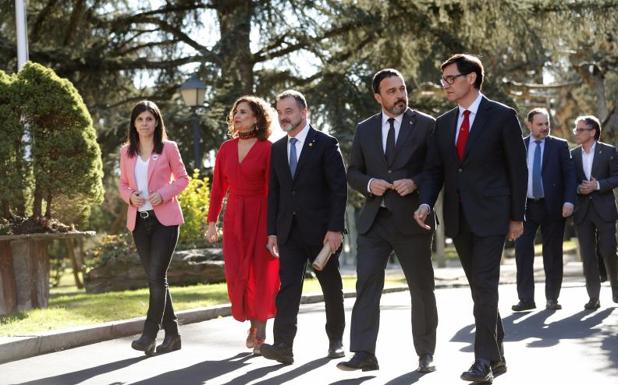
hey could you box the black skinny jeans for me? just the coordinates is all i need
[132,212,179,338]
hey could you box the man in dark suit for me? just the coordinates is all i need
[512,108,576,312]
[414,54,527,384]
[571,115,618,310]
[261,90,347,365]
[337,69,438,373]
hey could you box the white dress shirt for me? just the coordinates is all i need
[135,156,153,211]
[454,92,483,144]
[526,138,545,199]
[288,122,310,164]
[582,141,596,181]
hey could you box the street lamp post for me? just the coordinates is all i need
[180,75,206,171]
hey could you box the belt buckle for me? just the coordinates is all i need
[139,211,150,219]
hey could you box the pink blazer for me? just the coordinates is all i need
[119,140,189,231]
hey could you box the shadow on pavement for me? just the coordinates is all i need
[450,307,617,371]
[384,370,426,384]
[221,361,286,384]
[251,357,332,384]
[329,375,376,384]
[131,352,254,385]
[14,356,144,385]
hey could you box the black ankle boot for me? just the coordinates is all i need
[156,334,182,354]
[131,335,156,356]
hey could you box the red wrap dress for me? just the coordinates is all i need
[207,138,279,321]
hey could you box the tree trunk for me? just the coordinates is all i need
[45,192,53,219]
[33,185,43,218]
[213,0,255,104]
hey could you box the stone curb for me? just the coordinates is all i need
[0,288,415,365]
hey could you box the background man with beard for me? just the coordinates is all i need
[337,69,438,373]
[260,90,347,365]
[512,108,576,312]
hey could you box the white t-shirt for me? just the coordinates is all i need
[135,156,154,211]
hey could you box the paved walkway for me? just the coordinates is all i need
[1,282,616,384]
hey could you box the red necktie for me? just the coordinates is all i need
[456,110,470,161]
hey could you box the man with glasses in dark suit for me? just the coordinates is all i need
[571,115,618,310]
[415,54,527,384]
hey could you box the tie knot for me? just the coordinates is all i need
[289,137,297,144]
[534,140,542,145]
[387,118,395,126]
[463,110,470,117]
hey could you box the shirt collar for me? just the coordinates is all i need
[458,92,483,116]
[288,122,310,143]
[381,110,404,127]
[583,141,597,154]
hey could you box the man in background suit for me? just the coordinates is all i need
[571,115,618,310]
[512,108,576,312]
[261,90,347,365]
[337,69,438,373]
[415,54,527,384]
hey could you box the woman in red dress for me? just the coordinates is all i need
[206,95,280,354]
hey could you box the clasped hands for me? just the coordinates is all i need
[578,177,598,195]
[370,178,416,197]
[130,191,162,206]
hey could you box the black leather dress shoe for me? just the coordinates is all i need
[328,339,345,358]
[460,359,493,383]
[131,335,156,356]
[584,298,600,310]
[336,351,379,371]
[417,353,436,373]
[612,288,618,303]
[156,334,181,354]
[491,357,507,376]
[261,343,294,365]
[511,301,536,311]
[546,299,562,310]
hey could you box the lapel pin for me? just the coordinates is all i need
[152,154,159,160]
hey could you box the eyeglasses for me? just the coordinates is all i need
[572,127,594,134]
[440,73,466,87]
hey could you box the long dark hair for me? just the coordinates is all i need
[126,100,167,157]
[226,95,273,141]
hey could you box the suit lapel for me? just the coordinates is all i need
[389,108,416,166]
[541,137,552,173]
[147,147,161,184]
[463,97,490,161]
[292,126,317,180]
[591,142,604,178]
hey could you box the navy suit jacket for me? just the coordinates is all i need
[267,126,347,245]
[524,135,576,220]
[420,96,528,238]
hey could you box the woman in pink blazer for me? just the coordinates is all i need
[119,100,189,356]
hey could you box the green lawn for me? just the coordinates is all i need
[0,275,406,336]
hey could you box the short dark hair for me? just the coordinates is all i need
[575,115,602,140]
[527,107,549,123]
[127,100,167,158]
[372,68,404,94]
[227,95,273,141]
[441,54,484,89]
[276,89,307,109]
